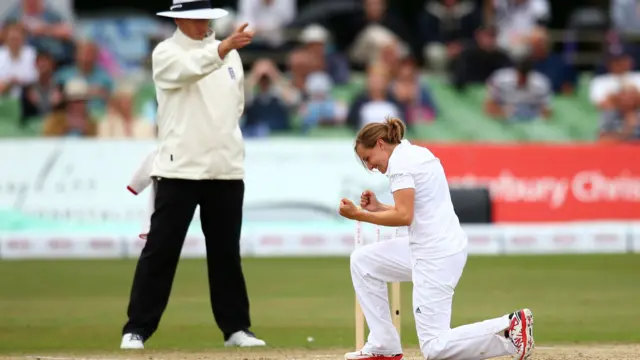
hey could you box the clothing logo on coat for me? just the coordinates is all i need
[415,307,421,314]
[228,67,236,80]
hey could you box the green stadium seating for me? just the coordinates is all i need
[509,120,575,142]
[0,98,30,137]
[426,80,522,142]
[306,126,354,138]
[0,98,20,120]
[408,121,469,142]
[550,97,598,141]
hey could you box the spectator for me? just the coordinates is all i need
[98,83,156,139]
[299,71,347,133]
[242,60,291,137]
[347,0,412,67]
[419,0,482,72]
[282,50,314,107]
[390,58,438,124]
[246,58,304,110]
[2,0,74,65]
[450,25,511,91]
[377,40,405,79]
[599,85,640,142]
[236,0,296,49]
[491,0,550,59]
[0,22,38,99]
[590,49,640,111]
[528,27,577,95]
[346,64,403,130]
[55,39,114,116]
[42,78,97,137]
[485,58,552,121]
[297,24,350,85]
[19,50,62,127]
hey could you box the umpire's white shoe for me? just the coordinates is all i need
[120,333,144,349]
[224,330,266,347]
[508,308,535,360]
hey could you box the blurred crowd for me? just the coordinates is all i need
[0,0,639,143]
[0,0,158,138]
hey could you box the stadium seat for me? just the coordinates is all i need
[409,121,469,142]
[306,126,354,138]
[134,82,157,114]
[427,81,522,142]
[551,97,598,141]
[0,98,20,121]
[510,120,575,142]
[0,98,23,137]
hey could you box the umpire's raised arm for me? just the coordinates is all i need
[152,23,254,89]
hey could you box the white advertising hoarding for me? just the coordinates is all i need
[0,139,639,259]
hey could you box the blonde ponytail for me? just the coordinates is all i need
[385,116,405,144]
[354,117,407,151]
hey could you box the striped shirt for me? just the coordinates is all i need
[600,110,640,140]
[487,68,551,121]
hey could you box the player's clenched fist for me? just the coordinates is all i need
[218,23,254,58]
[339,198,359,220]
[360,190,380,212]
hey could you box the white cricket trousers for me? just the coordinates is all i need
[350,237,515,360]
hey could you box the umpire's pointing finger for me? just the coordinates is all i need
[236,22,249,33]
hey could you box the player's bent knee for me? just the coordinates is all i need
[350,246,388,280]
[350,247,365,271]
[350,246,377,278]
[350,244,378,268]
[420,337,447,360]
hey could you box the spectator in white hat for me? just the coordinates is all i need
[42,77,97,137]
[297,24,350,84]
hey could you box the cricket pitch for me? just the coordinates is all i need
[3,345,640,360]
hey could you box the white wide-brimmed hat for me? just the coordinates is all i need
[64,78,90,102]
[157,0,229,19]
[299,24,329,44]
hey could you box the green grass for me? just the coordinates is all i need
[0,254,639,353]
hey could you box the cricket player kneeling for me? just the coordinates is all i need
[339,117,535,360]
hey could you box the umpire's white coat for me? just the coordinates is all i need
[151,28,246,180]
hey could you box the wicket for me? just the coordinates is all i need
[354,219,402,349]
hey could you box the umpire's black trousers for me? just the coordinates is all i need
[122,177,251,341]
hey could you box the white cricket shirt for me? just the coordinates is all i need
[386,140,468,259]
[150,29,245,180]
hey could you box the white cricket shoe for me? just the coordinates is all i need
[120,333,144,349]
[508,308,535,360]
[344,350,403,360]
[224,330,267,347]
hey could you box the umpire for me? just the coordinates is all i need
[120,0,265,349]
